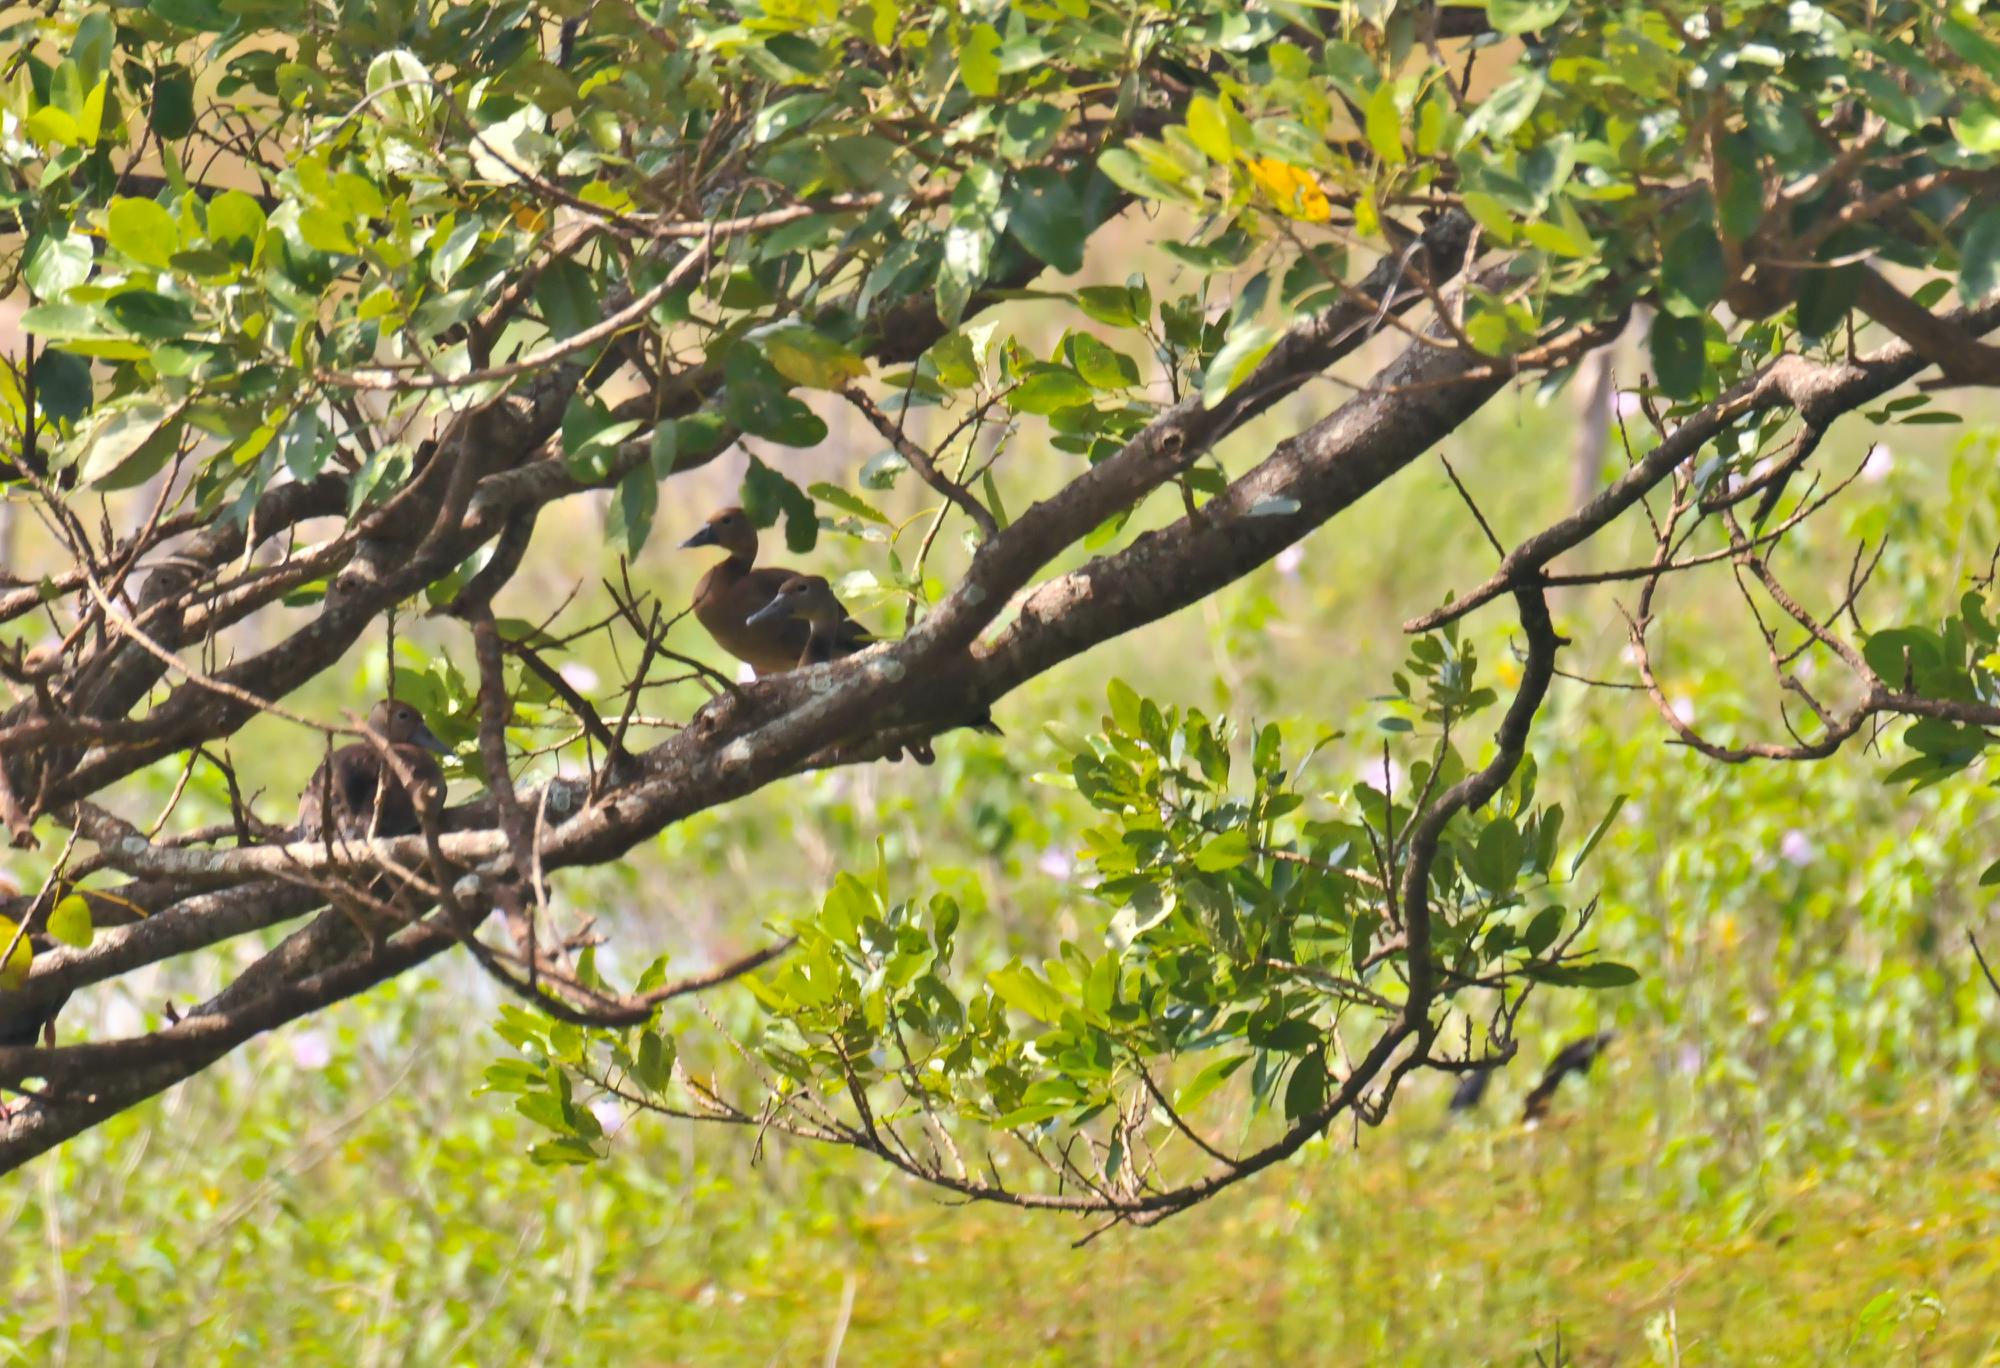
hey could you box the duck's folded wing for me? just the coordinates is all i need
[296,758,333,838]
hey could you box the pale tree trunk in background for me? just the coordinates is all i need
[1570,347,1614,512]
[1549,344,1617,613]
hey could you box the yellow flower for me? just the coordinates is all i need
[1247,157,1332,223]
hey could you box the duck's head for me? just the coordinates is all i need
[746,574,841,628]
[365,698,449,754]
[680,506,757,560]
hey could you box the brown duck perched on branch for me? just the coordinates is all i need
[746,574,1002,752]
[296,698,449,839]
[681,507,868,676]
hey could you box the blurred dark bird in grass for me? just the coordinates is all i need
[1522,1031,1616,1124]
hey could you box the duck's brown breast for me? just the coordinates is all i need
[693,562,815,674]
[298,743,443,838]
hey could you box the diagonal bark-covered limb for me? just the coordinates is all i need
[7,190,1162,819]
[3,882,323,1018]
[0,916,458,1167]
[0,223,1518,1174]
[1851,269,2000,388]
[981,286,1507,692]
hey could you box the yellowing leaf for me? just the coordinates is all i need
[46,894,92,949]
[1186,95,1236,163]
[752,320,867,390]
[0,917,32,991]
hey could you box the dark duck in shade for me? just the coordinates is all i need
[296,698,449,839]
[0,978,66,1049]
[746,574,1002,756]
[681,507,868,676]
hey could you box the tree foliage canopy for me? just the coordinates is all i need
[2,0,1999,1226]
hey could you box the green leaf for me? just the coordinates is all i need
[928,332,980,390]
[1942,17,2000,80]
[741,456,819,553]
[366,49,436,130]
[1862,627,1944,683]
[105,198,181,269]
[1007,168,1085,274]
[997,101,1064,163]
[1069,334,1137,390]
[1957,204,2000,308]
[1488,0,1570,33]
[1175,1053,1249,1114]
[1648,312,1706,399]
[206,190,267,265]
[1569,794,1627,877]
[1008,366,1094,415]
[989,960,1065,1023]
[1075,285,1144,329]
[527,1137,601,1166]
[1364,81,1405,166]
[649,412,729,476]
[960,22,1002,97]
[26,105,80,148]
[936,219,993,327]
[45,895,92,949]
[534,257,600,342]
[632,1030,676,1093]
[1185,94,1236,163]
[1526,961,1641,989]
[1795,265,1859,339]
[1193,828,1252,872]
[1522,904,1564,957]
[559,395,642,479]
[32,350,92,423]
[1661,222,1726,315]
[1469,817,1522,893]
[150,64,196,141]
[723,347,829,447]
[754,92,830,143]
[25,232,92,300]
[1201,322,1279,408]
[279,406,325,481]
[1277,1050,1323,1121]
[76,398,179,488]
[608,464,657,559]
[1457,72,1546,149]
[860,449,909,489]
[1105,677,1143,735]
[808,482,888,524]
[150,0,230,30]
[105,289,195,341]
